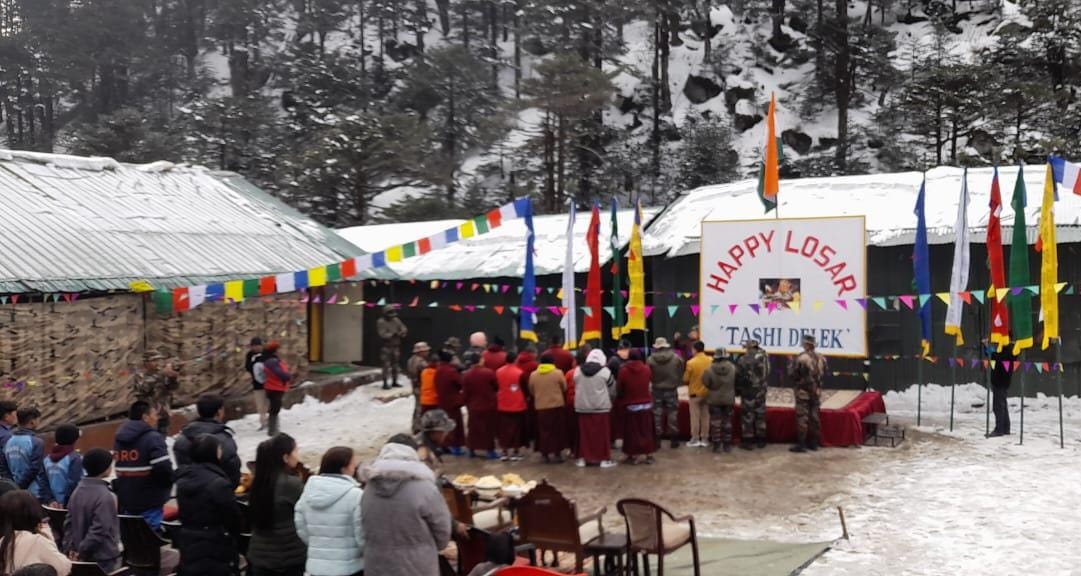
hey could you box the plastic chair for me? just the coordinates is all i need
[43,505,68,544]
[516,480,605,573]
[70,561,130,576]
[616,499,700,576]
[118,514,169,574]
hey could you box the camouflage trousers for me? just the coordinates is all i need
[652,389,680,439]
[741,385,768,442]
[794,389,821,444]
[708,405,733,446]
[380,345,401,384]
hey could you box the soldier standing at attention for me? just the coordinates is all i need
[133,352,179,436]
[790,335,825,453]
[376,305,408,390]
[738,339,771,450]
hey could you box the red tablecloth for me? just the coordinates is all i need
[674,391,886,447]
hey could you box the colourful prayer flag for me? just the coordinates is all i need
[1009,165,1033,353]
[561,204,578,348]
[758,93,780,213]
[1048,156,1081,196]
[914,179,932,356]
[308,266,328,287]
[944,168,970,346]
[520,199,538,342]
[610,198,626,340]
[987,167,1010,348]
[621,199,646,335]
[225,280,244,303]
[1037,164,1059,349]
[581,202,602,344]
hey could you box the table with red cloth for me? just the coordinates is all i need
[672,390,885,447]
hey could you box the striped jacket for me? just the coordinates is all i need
[113,420,174,513]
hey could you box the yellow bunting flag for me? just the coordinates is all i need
[308,266,328,287]
[460,220,476,239]
[129,280,155,293]
[385,246,403,263]
[225,281,244,303]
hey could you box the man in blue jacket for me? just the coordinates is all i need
[114,401,174,530]
[0,406,55,504]
[0,401,16,446]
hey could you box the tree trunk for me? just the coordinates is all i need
[415,0,426,52]
[771,0,785,41]
[659,9,672,112]
[703,0,712,62]
[489,1,499,86]
[435,0,451,35]
[950,113,958,164]
[544,111,556,212]
[444,82,457,202]
[594,0,604,69]
[651,15,661,193]
[557,113,566,205]
[934,100,943,166]
[833,0,850,172]
[462,2,470,48]
[514,1,522,99]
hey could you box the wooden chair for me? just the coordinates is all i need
[516,480,606,573]
[616,499,700,576]
[118,515,170,575]
[42,505,67,544]
[454,527,539,576]
[70,561,130,576]
[442,484,514,532]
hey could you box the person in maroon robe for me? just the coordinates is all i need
[516,346,539,448]
[462,362,499,459]
[544,334,577,373]
[434,350,466,455]
[617,349,656,465]
[482,337,509,371]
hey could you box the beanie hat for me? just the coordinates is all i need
[83,448,114,477]
[55,424,80,446]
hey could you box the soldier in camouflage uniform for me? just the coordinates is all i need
[376,305,408,390]
[737,339,771,450]
[132,352,180,436]
[790,334,826,453]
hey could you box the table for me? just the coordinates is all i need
[584,532,629,575]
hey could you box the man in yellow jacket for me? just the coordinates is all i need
[683,341,712,447]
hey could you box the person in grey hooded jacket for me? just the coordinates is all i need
[573,350,617,468]
[295,446,364,576]
[360,438,452,576]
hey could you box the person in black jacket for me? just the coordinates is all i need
[245,338,268,430]
[113,401,174,530]
[64,448,122,572]
[173,395,241,488]
[988,341,1017,437]
[175,434,244,576]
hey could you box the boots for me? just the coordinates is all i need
[807,440,819,452]
[740,441,754,451]
[711,442,722,453]
[723,443,732,453]
[790,442,807,453]
[757,439,768,449]
[267,414,279,437]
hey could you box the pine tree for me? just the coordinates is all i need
[676,115,739,190]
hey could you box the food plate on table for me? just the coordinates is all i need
[452,474,478,489]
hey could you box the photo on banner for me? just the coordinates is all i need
[699,216,867,356]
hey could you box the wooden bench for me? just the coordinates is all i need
[862,412,904,447]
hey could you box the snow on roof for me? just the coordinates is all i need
[0,150,361,293]
[643,165,1081,258]
[338,208,659,280]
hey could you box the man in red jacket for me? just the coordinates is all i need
[462,362,499,459]
[261,341,291,437]
[544,334,576,373]
[434,350,466,455]
[482,336,509,371]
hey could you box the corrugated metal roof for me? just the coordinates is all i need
[643,165,1081,258]
[0,151,362,293]
[337,208,659,280]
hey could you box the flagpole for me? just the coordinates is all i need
[949,341,957,431]
[917,352,923,427]
[1057,339,1064,448]
[1019,351,1025,445]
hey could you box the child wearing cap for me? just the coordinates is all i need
[63,448,122,572]
[44,424,83,507]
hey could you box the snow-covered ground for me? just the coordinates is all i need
[227,381,1081,574]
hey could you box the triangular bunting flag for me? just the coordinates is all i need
[644,306,655,318]
[990,360,996,370]
[749,303,761,315]
[465,305,476,312]
[582,306,593,318]
[1067,285,1075,296]
[691,305,700,316]
[790,300,801,314]
[971,359,980,369]
[326,293,337,305]
[872,297,887,309]
[376,297,386,305]
[919,294,932,308]
[547,306,562,316]
[855,298,867,310]
[502,285,511,293]
[767,302,778,314]
[408,296,419,307]
[728,304,738,314]
[972,290,985,304]
[1055,282,1067,294]
[1024,361,1033,371]
[510,306,519,315]
[603,306,615,318]
[935,292,951,305]
[339,296,350,305]
[1036,363,1044,374]
[1003,361,1012,372]
[836,299,848,310]
[667,305,679,318]
[427,301,438,308]
[959,291,972,305]
[471,283,480,292]
[456,282,465,290]
[493,306,505,315]
[899,295,914,309]
[449,305,462,311]
[430,280,440,289]
[813,301,824,312]
[1042,362,1050,372]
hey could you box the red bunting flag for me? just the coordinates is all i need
[580,203,602,344]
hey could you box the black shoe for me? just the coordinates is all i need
[723,443,732,453]
[712,443,722,453]
[670,440,681,449]
[807,442,819,452]
[382,384,390,390]
[757,440,768,449]
[790,443,807,453]
[391,383,403,388]
[740,442,754,451]
[987,430,1005,438]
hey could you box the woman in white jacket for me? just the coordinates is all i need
[294,447,364,576]
[0,490,72,575]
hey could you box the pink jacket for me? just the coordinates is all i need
[3,530,73,575]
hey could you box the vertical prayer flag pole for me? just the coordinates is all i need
[1008,165,1033,444]
[913,178,932,427]
[986,166,1008,437]
[1057,340,1064,448]
[758,92,781,217]
[1038,162,1062,447]
[609,198,625,345]
[945,168,970,431]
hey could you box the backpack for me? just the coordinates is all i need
[45,453,74,506]
[253,360,267,384]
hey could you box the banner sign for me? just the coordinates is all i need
[699,216,867,356]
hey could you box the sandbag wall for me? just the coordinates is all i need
[0,293,309,427]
